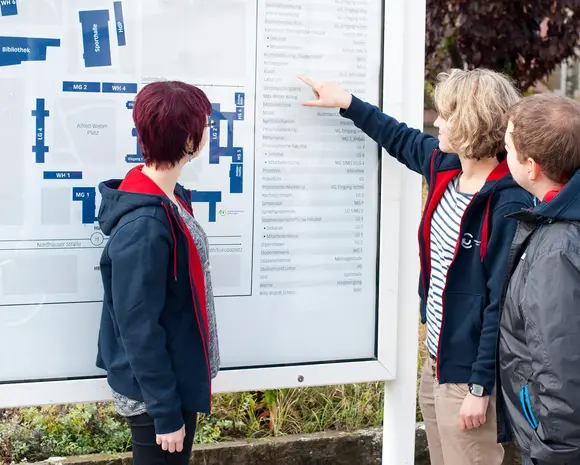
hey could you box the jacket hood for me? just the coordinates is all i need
[98,165,186,236]
[440,158,521,196]
[477,159,522,196]
[532,169,580,222]
[478,161,532,259]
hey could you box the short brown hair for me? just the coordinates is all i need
[433,68,520,160]
[507,93,580,184]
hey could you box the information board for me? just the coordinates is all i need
[0,0,425,416]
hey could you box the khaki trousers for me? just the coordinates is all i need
[419,357,504,465]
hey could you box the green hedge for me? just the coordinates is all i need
[1,320,427,463]
[1,384,392,463]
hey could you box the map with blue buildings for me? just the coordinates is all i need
[31,89,248,228]
[0,0,386,396]
[1,0,255,305]
[33,91,247,226]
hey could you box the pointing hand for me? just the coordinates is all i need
[296,74,353,110]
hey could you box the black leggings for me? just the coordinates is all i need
[126,411,197,465]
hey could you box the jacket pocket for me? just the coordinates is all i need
[519,383,539,430]
[441,292,484,366]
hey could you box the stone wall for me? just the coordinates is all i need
[27,426,522,465]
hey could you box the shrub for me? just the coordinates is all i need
[0,384,389,463]
[0,404,131,463]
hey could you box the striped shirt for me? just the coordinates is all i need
[426,175,472,357]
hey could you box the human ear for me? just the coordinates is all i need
[528,158,541,182]
[184,136,194,153]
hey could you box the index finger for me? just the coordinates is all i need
[296,74,315,87]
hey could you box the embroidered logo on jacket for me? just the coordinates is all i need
[461,233,481,249]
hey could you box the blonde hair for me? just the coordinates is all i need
[433,68,521,160]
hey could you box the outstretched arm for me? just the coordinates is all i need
[297,74,440,180]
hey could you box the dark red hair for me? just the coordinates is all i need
[132,81,212,168]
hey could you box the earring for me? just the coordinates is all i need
[187,150,194,162]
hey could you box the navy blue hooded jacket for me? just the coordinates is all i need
[341,96,534,392]
[96,166,212,435]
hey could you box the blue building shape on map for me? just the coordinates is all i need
[113,2,126,46]
[209,101,244,164]
[124,100,144,163]
[32,98,49,163]
[72,187,97,224]
[209,93,245,195]
[191,191,222,223]
[125,127,143,163]
[0,0,17,16]
[63,81,101,93]
[0,36,60,67]
[229,164,243,194]
[79,10,111,67]
[44,171,82,180]
[103,82,137,94]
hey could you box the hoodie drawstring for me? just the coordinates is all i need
[480,196,492,262]
[161,203,178,280]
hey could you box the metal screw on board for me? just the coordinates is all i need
[297,375,304,383]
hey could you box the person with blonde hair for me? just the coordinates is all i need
[297,69,534,465]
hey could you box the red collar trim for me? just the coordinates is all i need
[486,160,510,182]
[119,165,166,196]
[543,188,562,203]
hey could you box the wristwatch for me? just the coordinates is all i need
[468,383,488,397]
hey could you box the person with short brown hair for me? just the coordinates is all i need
[96,80,220,465]
[498,93,580,465]
[507,93,580,184]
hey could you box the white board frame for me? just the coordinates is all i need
[381,0,427,462]
[0,8,426,458]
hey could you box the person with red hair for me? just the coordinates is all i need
[96,80,220,465]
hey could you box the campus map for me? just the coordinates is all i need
[0,0,384,382]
